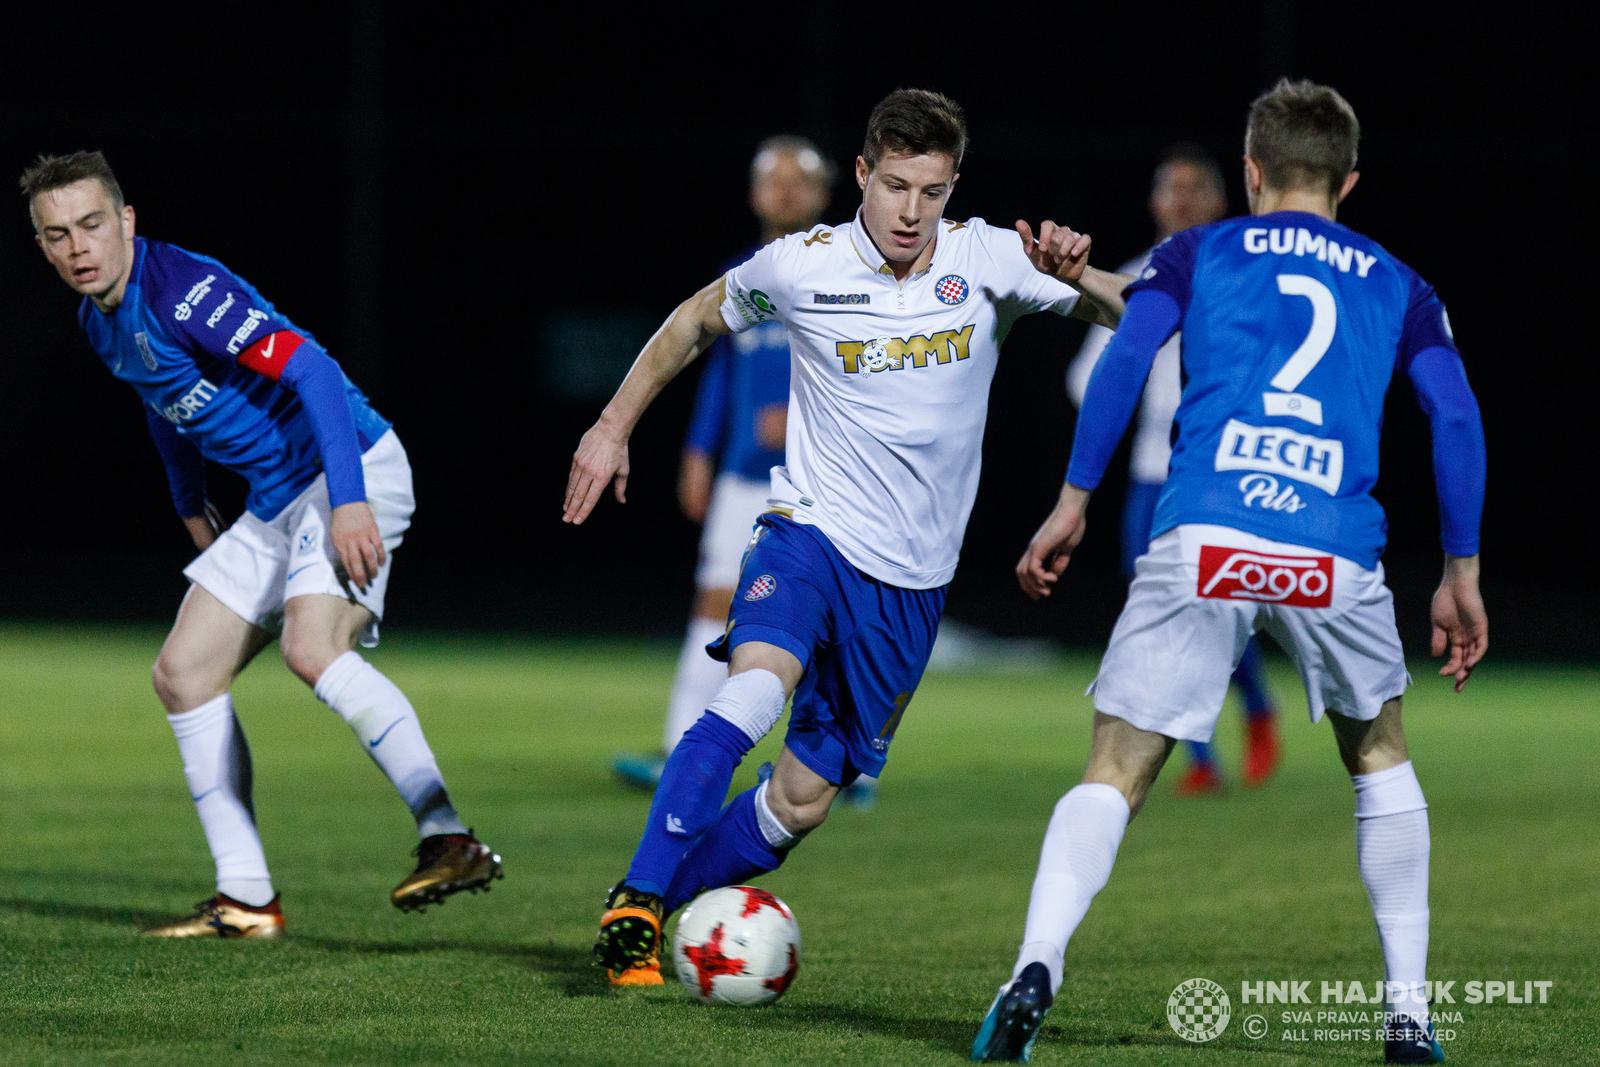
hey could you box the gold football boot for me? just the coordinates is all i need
[594,882,666,985]
[391,830,503,911]
[143,894,285,939]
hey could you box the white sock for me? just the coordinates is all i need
[1013,783,1130,995]
[753,779,797,848]
[1353,761,1431,1028]
[166,694,275,907]
[665,616,730,754]
[314,651,467,839]
[706,668,788,745]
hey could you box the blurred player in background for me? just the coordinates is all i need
[1066,144,1281,796]
[22,152,501,938]
[613,137,856,796]
[565,89,1132,986]
[974,81,1486,1064]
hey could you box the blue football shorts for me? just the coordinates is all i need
[708,513,946,786]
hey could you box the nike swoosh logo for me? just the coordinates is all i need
[368,718,403,749]
[190,787,220,802]
[287,564,317,581]
[259,334,277,361]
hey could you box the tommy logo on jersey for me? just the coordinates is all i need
[934,275,968,305]
[744,574,777,601]
[836,325,974,374]
[1197,545,1333,607]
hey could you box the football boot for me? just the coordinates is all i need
[972,961,1054,1062]
[1242,715,1282,788]
[1174,762,1224,797]
[594,881,665,985]
[612,752,666,792]
[837,775,878,811]
[391,829,503,912]
[143,894,285,939]
[1385,1012,1445,1063]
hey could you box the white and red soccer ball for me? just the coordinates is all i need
[672,885,801,1006]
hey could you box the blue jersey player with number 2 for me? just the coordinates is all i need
[974,81,1486,1064]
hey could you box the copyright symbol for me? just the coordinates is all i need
[1242,1014,1268,1039]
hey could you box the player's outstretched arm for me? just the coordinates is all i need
[1431,554,1487,691]
[1017,483,1091,600]
[1015,220,1132,327]
[563,276,732,525]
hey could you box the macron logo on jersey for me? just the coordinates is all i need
[237,330,305,381]
[1243,227,1378,277]
[1198,545,1332,608]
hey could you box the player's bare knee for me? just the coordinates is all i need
[151,649,221,713]
[279,631,338,688]
[1330,700,1408,776]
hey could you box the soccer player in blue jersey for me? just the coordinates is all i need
[973,81,1486,1064]
[612,136,837,792]
[22,152,501,938]
[1066,144,1281,796]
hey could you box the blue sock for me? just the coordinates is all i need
[1186,739,1217,768]
[625,713,752,896]
[663,786,788,914]
[1231,638,1276,720]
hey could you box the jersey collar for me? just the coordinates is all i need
[848,209,941,282]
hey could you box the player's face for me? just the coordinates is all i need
[855,151,958,265]
[1149,162,1227,239]
[33,179,136,305]
[751,152,831,237]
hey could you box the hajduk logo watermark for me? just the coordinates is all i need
[1230,978,1555,1046]
[1167,978,1231,1042]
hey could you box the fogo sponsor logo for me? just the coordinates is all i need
[1197,545,1333,608]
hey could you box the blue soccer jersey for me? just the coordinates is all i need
[1071,211,1474,568]
[684,246,791,481]
[79,238,392,521]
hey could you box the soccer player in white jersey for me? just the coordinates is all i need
[564,89,1133,985]
[1067,144,1282,796]
[612,136,835,792]
[973,81,1487,1064]
[22,152,500,938]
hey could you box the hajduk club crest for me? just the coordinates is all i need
[744,574,777,601]
[935,274,969,305]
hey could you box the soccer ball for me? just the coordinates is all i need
[671,885,801,1006]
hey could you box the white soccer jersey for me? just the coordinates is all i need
[1066,249,1181,484]
[720,212,1082,589]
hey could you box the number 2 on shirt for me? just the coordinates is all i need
[1263,274,1335,425]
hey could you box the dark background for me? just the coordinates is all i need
[3,3,1594,658]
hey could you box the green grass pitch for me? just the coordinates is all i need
[0,625,1594,1066]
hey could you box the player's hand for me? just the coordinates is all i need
[331,501,386,591]
[182,502,229,551]
[678,450,713,524]
[1017,483,1091,600]
[1430,553,1488,692]
[564,420,630,525]
[1016,220,1093,283]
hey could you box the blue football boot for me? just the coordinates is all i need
[1385,1012,1444,1063]
[972,962,1053,1062]
[612,752,665,792]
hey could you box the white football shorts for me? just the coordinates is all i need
[184,430,413,647]
[1090,523,1411,742]
[696,472,772,590]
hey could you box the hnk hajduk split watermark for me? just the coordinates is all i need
[1165,977,1554,1044]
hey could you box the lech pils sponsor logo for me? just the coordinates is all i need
[934,274,968,305]
[1168,978,1231,1042]
[744,574,777,601]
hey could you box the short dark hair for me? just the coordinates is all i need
[863,89,967,171]
[1245,79,1360,195]
[19,150,124,224]
[751,134,838,187]
[1154,142,1225,194]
